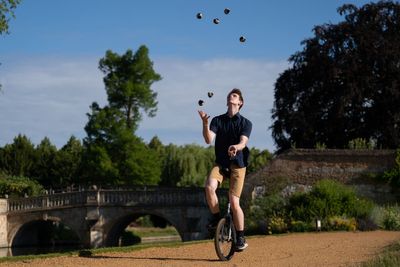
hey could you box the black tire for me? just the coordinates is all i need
[214,217,235,261]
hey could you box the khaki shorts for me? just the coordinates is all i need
[208,164,246,197]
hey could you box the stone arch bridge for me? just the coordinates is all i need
[0,187,224,250]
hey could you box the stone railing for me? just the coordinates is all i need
[6,191,89,212]
[2,187,216,213]
[100,187,207,207]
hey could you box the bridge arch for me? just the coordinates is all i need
[103,210,181,247]
[11,218,81,248]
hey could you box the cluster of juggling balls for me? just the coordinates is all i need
[196,7,246,107]
[196,8,246,43]
[198,92,214,106]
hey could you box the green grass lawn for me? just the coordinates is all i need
[126,226,179,238]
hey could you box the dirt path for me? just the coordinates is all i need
[1,231,400,267]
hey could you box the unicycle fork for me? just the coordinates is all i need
[214,200,236,261]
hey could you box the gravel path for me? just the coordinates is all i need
[1,231,399,267]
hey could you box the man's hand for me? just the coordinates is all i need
[228,145,238,159]
[198,110,215,144]
[198,110,210,125]
[228,136,249,159]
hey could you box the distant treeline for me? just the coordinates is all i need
[0,134,272,197]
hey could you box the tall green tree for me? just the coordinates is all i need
[176,145,215,186]
[98,45,161,132]
[271,1,400,151]
[159,144,182,186]
[31,137,58,187]
[247,148,273,174]
[0,134,35,177]
[148,135,166,170]
[148,135,165,155]
[83,46,162,185]
[53,136,83,187]
[159,144,215,187]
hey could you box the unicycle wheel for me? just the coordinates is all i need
[214,217,235,261]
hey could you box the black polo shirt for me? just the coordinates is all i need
[210,112,252,169]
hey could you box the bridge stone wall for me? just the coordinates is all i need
[0,200,7,247]
[243,149,399,204]
[0,187,216,249]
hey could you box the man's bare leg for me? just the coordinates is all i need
[205,177,219,214]
[230,193,248,250]
[229,194,244,230]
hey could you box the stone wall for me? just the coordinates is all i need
[0,200,8,248]
[243,149,399,204]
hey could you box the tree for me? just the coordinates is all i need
[176,144,215,187]
[0,134,35,177]
[31,137,58,187]
[98,45,161,132]
[159,144,215,187]
[247,148,273,174]
[148,135,166,171]
[82,46,162,185]
[83,103,162,185]
[0,0,21,35]
[54,136,83,187]
[271,1,400,151]
[159,144,182,186]
[148,135,165,155]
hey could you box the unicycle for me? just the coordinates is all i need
[214,200,236,261]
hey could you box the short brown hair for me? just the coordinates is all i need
[227,88,244,109]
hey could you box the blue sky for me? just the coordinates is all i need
[0,0,377,152]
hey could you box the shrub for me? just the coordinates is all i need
[327,216,357,231]
[381,149,400,187]
[247,193,286,234]
[249,179,376,234]
[290,220,313,232]
[382,168,400,187]
[245,219,261,235]
[348,138,376,149]
[370,205,386,228]
[287,179,374,228]
[315,142,326,150]
[368,204,400,231]
[356,217,378,231]
[382,206,400,231]
[0,172,44,197]
[352,198,375,219]
[267,214,288,234]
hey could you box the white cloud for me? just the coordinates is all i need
[138,57,288,151]
[0,56,288,152]
[0,57,106,147]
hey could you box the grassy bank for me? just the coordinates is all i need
[354,240,400,267]
[0,238,209,264]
